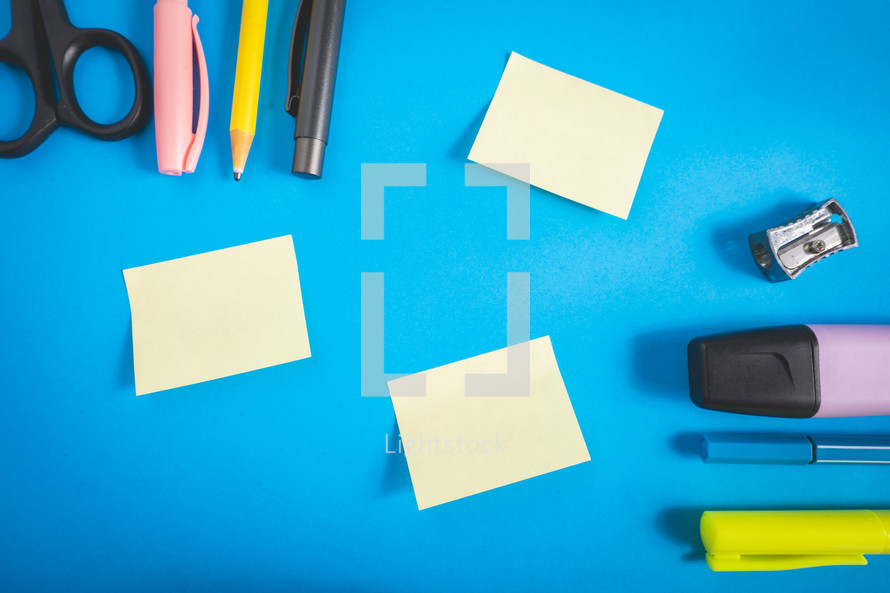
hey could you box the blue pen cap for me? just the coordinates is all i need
[700,433,814,465]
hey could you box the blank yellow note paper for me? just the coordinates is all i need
[388,336,589,510]
[123,236,310,395]
[469,52,663,219]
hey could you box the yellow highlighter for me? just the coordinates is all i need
[701,510,890,571]
[230,0,269,181]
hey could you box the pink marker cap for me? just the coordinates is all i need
[153,0,209,176]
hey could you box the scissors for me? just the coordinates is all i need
[0,0,151,158]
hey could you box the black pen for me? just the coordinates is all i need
[286,0,346,178]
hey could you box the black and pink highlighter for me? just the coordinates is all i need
[688,325,890,418]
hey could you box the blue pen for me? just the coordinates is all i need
[700,433,890,465]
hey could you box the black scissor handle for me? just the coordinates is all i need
[0,0,61,158]
[40,0,152,142]
[0,0,151,158]
[50,26,151,139]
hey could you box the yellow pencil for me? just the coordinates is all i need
[230,0,269,181]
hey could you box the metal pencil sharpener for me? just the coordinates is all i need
[748,199,858,282]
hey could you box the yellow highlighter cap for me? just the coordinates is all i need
[701,510,890,571]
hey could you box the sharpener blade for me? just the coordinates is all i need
[748,199,858,282]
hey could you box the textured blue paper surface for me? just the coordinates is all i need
[1,1,888,591]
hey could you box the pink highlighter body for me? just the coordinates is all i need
[810,325,890,417]
[154,0,209,176]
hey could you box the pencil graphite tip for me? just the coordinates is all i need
[230,129,254,181]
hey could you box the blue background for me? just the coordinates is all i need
[1,0,889,590]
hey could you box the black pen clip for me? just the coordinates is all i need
[286,0,313,116]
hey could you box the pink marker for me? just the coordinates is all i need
[689,325,890,418]
[153,0,209,176]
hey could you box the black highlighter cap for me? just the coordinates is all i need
[687,325,820,418]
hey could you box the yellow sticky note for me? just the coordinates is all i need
[469,52,663,219]
[123,236,310,395]
[388,336,589,510]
